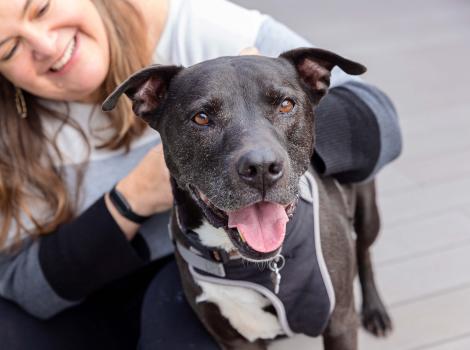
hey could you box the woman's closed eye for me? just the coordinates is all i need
[36,0,51,18]
[0,1,52,62]
[0,40,20,62]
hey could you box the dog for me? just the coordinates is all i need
[103,47,392,350]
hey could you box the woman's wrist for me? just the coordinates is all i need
[104,193,140,241]
[109,185,152,223]
[105,179,156,241]
[115,178,160,216]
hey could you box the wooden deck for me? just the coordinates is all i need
[232,0,470,348]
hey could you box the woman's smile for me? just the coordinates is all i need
[49,34,77,73]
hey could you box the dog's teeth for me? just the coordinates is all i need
[198,190,210,204]
[238,229,246,243]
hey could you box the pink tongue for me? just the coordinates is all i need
[228,202,289,253]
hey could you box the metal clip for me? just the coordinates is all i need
[269,254,286,294]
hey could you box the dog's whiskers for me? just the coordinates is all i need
[241,259,270,271]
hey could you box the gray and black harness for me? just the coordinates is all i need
[174,173,335,337]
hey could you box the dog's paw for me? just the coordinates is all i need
[361,298,393,337]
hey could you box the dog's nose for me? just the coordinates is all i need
[237,150,284,191]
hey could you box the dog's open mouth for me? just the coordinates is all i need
[190,186,297,261]
[228,202,289,253]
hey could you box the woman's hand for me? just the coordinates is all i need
[117,143,173,215]
[105,143,173,240]
[239,47,260,56]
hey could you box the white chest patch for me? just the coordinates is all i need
[193,220,236,252]
[196,280,284,341]
[192,221,284,340]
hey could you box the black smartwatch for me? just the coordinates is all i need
[109,185,151,224]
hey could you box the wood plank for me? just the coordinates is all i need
[372,211,470,266]
[422,334,470,350]
[359,285,470,350]
[375,243,470,305]
[269,334,322,349]
[271,285,470,349]
[394,106,470,164]
[397,150,470,187]
[360,40,470,113]
[234,0,470,53]
[377,165,418,196]
[398,104,469,136]
[378,177,470,228]
[463,206,470,218]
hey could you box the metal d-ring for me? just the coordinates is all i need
[269,254,286,272]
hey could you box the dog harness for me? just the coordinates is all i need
[174,172,335,337]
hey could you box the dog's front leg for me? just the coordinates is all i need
[322,328,357,350]
[322,302,358,350]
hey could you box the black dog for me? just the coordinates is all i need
[103,48,392,350]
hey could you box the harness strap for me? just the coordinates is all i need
[176,241,226,277]
[172,204,231,264]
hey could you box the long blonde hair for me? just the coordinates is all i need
[0,0,151,248]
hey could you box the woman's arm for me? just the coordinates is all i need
[0,196,150,320]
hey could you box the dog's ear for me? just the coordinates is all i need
[102,64,183,123]
[280,47,366,102]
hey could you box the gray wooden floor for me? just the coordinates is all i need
[232,0,470,348]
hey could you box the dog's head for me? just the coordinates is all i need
[103,48,365,261]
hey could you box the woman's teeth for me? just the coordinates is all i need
[50,37,76,72]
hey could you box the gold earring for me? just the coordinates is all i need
[15,87,28,119]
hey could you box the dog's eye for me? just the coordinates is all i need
[279,99,295,113]
[192,112,210,126]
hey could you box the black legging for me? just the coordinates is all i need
[139,260,219,350]
[0,257,218,350]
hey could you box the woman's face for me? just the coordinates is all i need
[0,0,109,102]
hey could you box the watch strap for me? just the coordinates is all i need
[109,185,151,224]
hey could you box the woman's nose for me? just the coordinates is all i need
[27,28,58,61]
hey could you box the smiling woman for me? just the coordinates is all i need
[0,0,111,101]
[0,0,401,349]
